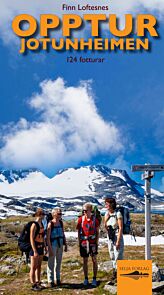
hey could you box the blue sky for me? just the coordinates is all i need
[0,0,164,190]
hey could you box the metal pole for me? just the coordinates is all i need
[145,175,151,260]
[132,164,163,259]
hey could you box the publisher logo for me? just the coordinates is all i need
[117,260,152,295]
[120,270,149,280]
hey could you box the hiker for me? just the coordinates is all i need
[104,198,124,281]
[77,203,100,287]
[30,208,45,291]
[47,208,67,288]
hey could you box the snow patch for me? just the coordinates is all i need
[111,170,126,182]
[65,232,164,246]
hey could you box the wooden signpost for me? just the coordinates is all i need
[131,164,164,260]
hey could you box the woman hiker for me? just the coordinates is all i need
[30,208,46,291]
[47,208,67,288]
[76,203,100,287]
[104,197,124,283]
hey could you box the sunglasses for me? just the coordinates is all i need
[57,213,62,215]
[82,210,88,213]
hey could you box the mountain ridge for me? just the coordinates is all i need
[0,165,163,218]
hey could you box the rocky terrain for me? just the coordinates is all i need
[0,214,164,295]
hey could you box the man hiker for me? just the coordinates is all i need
[104,197,124,283]
[76,203,100,287]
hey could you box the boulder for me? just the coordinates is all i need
[152,281,164,293]
[152,263,162,282]
[98,261,113,272]
[104,284,117,294]
[1,265,16,275]
[0,242,7,247]
[1,265,13,273]
[7,269,16,275]
[0,278,6,285]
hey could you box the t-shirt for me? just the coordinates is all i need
[105,210,122,230]
[77,215,99,244]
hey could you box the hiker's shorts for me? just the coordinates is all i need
[30,242,44,256]
[80,242,98,258]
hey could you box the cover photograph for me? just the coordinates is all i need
[0,0,164,294]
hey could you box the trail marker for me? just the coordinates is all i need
[131,164,164,260]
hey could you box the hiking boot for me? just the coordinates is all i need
[83,278,89,286]
[91,278,97,287]
[37,282,46,289]
[107,270,117,285]
[31,283,41,291]
[107,280,115,286]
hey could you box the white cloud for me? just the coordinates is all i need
[0,0,163,45]
[0,78,123,172]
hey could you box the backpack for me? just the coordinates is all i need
[93,207,102,226]
[18,221,40,253]
[46,212,53,224]
[116,206,131,234]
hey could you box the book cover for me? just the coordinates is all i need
[0,0,164,294]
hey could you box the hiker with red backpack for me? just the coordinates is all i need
[29,208,46,291]
[47,208,67,288]
[104,198,124,282]
[76,203,100,287]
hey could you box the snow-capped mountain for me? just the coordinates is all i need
[0,165,163,218]
[0,169,38,184]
